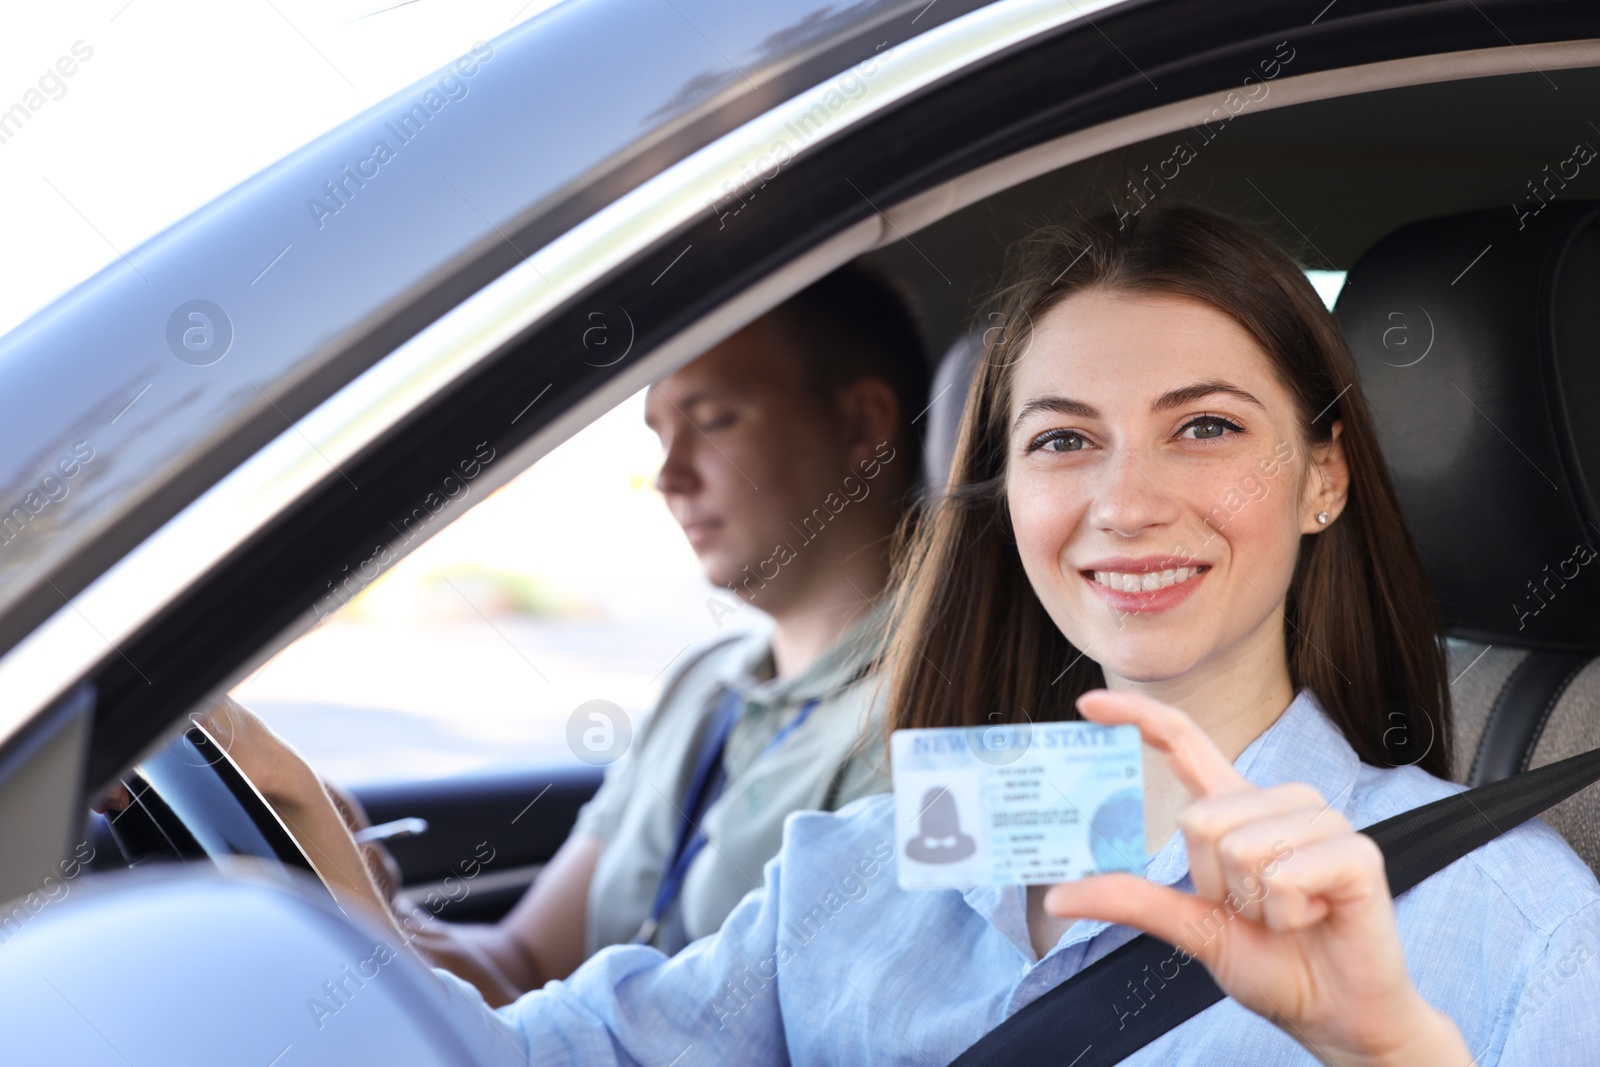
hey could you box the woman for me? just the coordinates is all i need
[215,206,1600,1064]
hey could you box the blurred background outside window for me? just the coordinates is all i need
[234,389,760,786]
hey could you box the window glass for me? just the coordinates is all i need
[238,389,760,786]
[1305,269,1347,309]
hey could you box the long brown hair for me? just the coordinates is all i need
[879,205,1452,777]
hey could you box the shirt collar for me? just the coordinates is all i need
[719,606,884,707]
[962,687,1362,960]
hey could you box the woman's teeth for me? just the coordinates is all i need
[1091,567,1205,593]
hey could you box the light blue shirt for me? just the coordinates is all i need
[432,689,1600,1064]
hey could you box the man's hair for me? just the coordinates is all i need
[769,261,931,485]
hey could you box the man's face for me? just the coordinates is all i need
[644,316,853,594]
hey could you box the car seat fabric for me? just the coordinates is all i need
[1340,202,1600,875]
[1524,658,1600,868]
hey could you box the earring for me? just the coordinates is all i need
[1316,511,1329,525]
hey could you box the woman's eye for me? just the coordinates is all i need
[699,412,736,432]
[1032,430,1087,453]
[1180,415,1244,441]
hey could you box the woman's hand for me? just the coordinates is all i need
[1044,689,1470,1067]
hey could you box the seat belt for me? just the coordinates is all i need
[950,745,1600,1067]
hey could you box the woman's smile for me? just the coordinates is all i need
[1080,557,1212,613]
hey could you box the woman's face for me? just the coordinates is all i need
[1005,287,1340,688]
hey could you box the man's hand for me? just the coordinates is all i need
[325,780,404,906]
[196,695,322,810]
[195,696,408,942]
[199,693,588,1009]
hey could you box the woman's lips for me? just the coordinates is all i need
[1080,564,1210,614]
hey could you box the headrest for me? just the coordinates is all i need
[923,328,980,491]
[1337,202,1600,651]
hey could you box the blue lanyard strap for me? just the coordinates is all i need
[634,692,820,945]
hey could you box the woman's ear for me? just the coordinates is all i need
[836,375,901,467]
[1300,420,1349,533]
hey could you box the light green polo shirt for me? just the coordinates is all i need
[570,611,890,957]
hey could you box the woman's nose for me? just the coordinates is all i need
[1087,446,1181,538]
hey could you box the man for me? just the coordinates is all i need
[409,262,930,1004]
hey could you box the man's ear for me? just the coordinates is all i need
[835,376,900,466]
[1301,420,1350,534]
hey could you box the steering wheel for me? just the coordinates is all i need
[107,722,333,899]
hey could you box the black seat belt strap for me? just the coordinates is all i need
[949,745,1600,1067]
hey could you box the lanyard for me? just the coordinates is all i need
[634,691,820,945]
